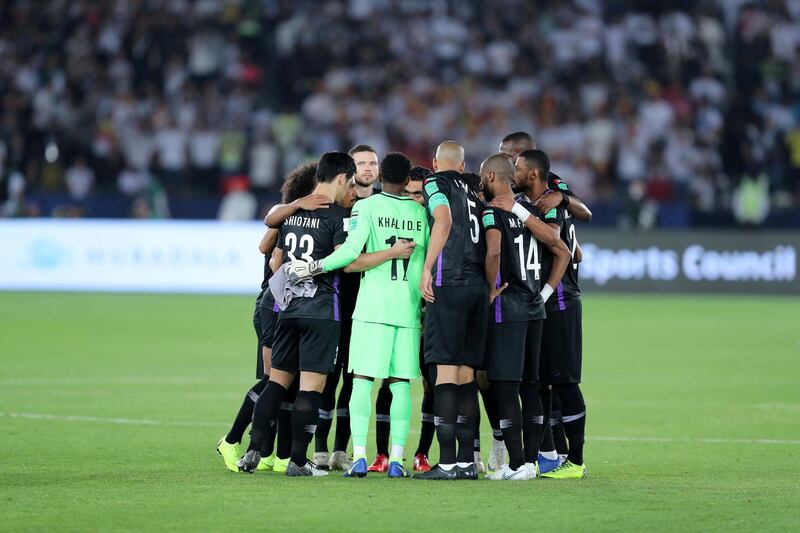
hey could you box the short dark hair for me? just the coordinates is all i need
[380,152,412,185]
[409,166,432,182]
[463,172,481,195]
[501,131,533,144]
[348,144,377,157]
[519,149,550,180]
[280,162,317,203]
[316,151,356,183]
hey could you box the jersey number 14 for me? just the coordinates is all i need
[513,234,541,281]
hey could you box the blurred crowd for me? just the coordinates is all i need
[1,0,799,226]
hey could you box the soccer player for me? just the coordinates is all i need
[404,165,436,472]
[320,144,380,471]
[216,162,319,473]
[480,153,571,480]
[286,152,429,478]
[215,227,278,472]
[508,149,588,479]
[499,131,592,222]
[415,141,487,481]
[500,131,591,470]
[240,151,354,477]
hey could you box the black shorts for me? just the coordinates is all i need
[258,291,278,349]
[418,337,430,382]
[485,319,542,382]
[337,317,352,367]
[424,284,488,368]
[540,300,583,384]
[271,317,340,375]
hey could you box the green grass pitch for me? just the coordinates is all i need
[1,292,798,531]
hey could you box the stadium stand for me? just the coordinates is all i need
[0,0,799,226]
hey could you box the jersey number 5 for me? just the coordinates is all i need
[467,199,479,244]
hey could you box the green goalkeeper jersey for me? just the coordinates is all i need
[322,192,429,328]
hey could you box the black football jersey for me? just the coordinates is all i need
[338,194,371,323]
[277,203,348,320]
[422,170,485,286]
[540,205,581,311]
[482,202,546,322]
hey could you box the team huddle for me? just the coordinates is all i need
[216,132,591,480]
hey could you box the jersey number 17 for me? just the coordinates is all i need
[385,236,413,281]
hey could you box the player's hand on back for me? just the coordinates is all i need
[489,194,516,212]
[420,270,434,303]
[389,239,415,259]
[488,282,508,304]
[294,194,331,211]
[532,189,561,213]
[285,259,324,285]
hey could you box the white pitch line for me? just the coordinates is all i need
[1,412,800,446]
[0,412,224,427]
[590,435,800,445]
[0,377,247,386]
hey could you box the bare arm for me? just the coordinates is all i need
[564,195,592,222]
[534,191,592,223]
[263,195,332,228]
[343,240,415,273]
[259,228,279,255]
[488,195,559,246]
[522,215,559,247]
[269,246,283,273]
[484,229,507,303]
[419,204,452,303]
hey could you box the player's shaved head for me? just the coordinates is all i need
[480,153,516,201]
[480,153,515,182]
[499,131,536,159]
[433,140,465,172]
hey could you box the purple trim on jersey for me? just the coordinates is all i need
[435,252,443,286]
[272,300,279,312]
[557,281,566,311]
[333,273,341,321]
[494,271,502,323]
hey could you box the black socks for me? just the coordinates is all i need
[456,381,478,463]
[226,376,268,445]
[493,381,523,469]
[333,370,353,452]
[554,383,586,465]
[314,369,339,453]
[248,380,287,451]
[276,378,298,459]
[375,381,392,456]
[415,391,435,456]
[433,383,458,464]
[479,384,503,442]
[290,390,322,467]
[519,382,544,464]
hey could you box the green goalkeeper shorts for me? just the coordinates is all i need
[348,320,421,380]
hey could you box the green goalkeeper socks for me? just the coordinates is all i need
[388,381,411,462]
[349,378,374,460]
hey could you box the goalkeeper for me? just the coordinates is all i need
[286,152,429,478]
